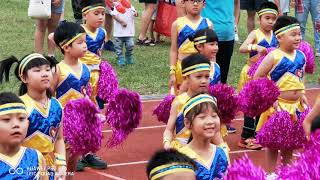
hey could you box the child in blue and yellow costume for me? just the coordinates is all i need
[254,16,307,173]
[0,92,46,180]
[0,54,66,179]
[146,149,197,180]
[164,54,211,150]
[53,21,107,172]
[238,2,279,150]
[79,0,108,108]
[178,94,228,179]
[169,0,213,95]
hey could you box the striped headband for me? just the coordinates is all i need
[0,103,27,116]
[149,163,195,180]
[275,23,300,36]
[257,8,278,17]
[82,4,105,14]
[194,35,207,45]
[182,63,210,76]
[183,94,217,117]
[59,33,85,49]
[19,53,47,78]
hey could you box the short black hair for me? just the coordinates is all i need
[273,16,299,33]
[258,1,278,13]
[181,53,210,72]
[190,28,218,50]
[146,149,197,179]
[0,92,24,105]
[54,21,85,54]
[80,0,105,10]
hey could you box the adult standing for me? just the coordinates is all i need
[71,0,82,24]
[137,0,157,46]
[201,0,235,83]
[295,0,320,56]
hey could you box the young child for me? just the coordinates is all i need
[111,2,138,66]
[169,0,213,95]
[0,54,66,180]
[53,22,107,172]
[146,149,197,180]
[0,92,46,179]
[238,2,279,149]
[79,0,108,108]
[254,16,307,172]
[179,93,228,179]
[163,54,211,150]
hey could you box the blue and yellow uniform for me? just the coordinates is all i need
[174,17,213,90]
[257,49,306,131]
[56,61,91,107]
[80,26,107,108]
[0,147,44,180]
[179,145,228,180]
[21,94,63,179]
[238,29,278,91]
[209,62,221,85]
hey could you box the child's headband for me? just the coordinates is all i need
[257,8,278,17]
[149,163,195,180]
[59,33,85,49]
[82,4,106,14]
[182,63,210,76]
[274,23,300,36]
[183,94,217,117]
[194,35,207,45]
[0,103,27,116]
[19,53,47,78]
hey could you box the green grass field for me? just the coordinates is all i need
[0,0,318,95]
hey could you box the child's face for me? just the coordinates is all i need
[186,107,220,139]
[162,171,196,180]
[278,28,302,50]
[65,34,87,58]
[198,42,219,60]
[186,70,210,94]
[23,64,53,92]
[83,8,106,29]
[184,0,204,16]
[0,113,29,146]
[259,13,277,32]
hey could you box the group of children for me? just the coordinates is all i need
[0,0,319,179]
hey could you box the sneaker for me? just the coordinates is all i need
[267,172,278,180]
[126,56,134,64]
[104,40,116,52]
[238,138,262,150]
[227,125,236,134]
[75,159,86,172]
[83,154,107,169]
[117,57,126,67]
[316,51,320,57]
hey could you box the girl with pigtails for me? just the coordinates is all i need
[0,54,66,180]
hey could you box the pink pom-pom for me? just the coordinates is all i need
[299,41,315,74]
[277,129,320,179]
[153,95,175,124]
[238,78,280,117]
[247,48,276,77]
[105,89,142,148]
[98,61,119,102]
[256,108,309,150]
[63,98,102,156]
[208,83,239,124]
[224,154,266,180]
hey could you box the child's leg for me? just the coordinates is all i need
[280,149,293,165]
[66,153,79,180]
[114,37,125,66]
[149,20,155,42]
[105,13,113,41]
[125,37,134,64]
[47,12,62,56]
[35,19,48,54]
[266,148,278,173]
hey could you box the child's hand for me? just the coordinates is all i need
[120,21,127,27]
[55,165,67,180]
[256,45,267,55]
[133,11,138,17]
[303,119,312,141]
[52,0,62,7]
[273,100,280,111]
[169,74,176,88]
[301,95,308,107]
[163,141,171,150]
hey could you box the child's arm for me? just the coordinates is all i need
[304,97,320,140]
[169,21,178,87]
[51,64,60,94]
[239,31,267,62]
[163,100,179,149]
[54,122,67,179]
[113,15,127,27]
[253,52,275,79]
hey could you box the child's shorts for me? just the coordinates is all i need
[139,0,158,4]
[52,0,65,14]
